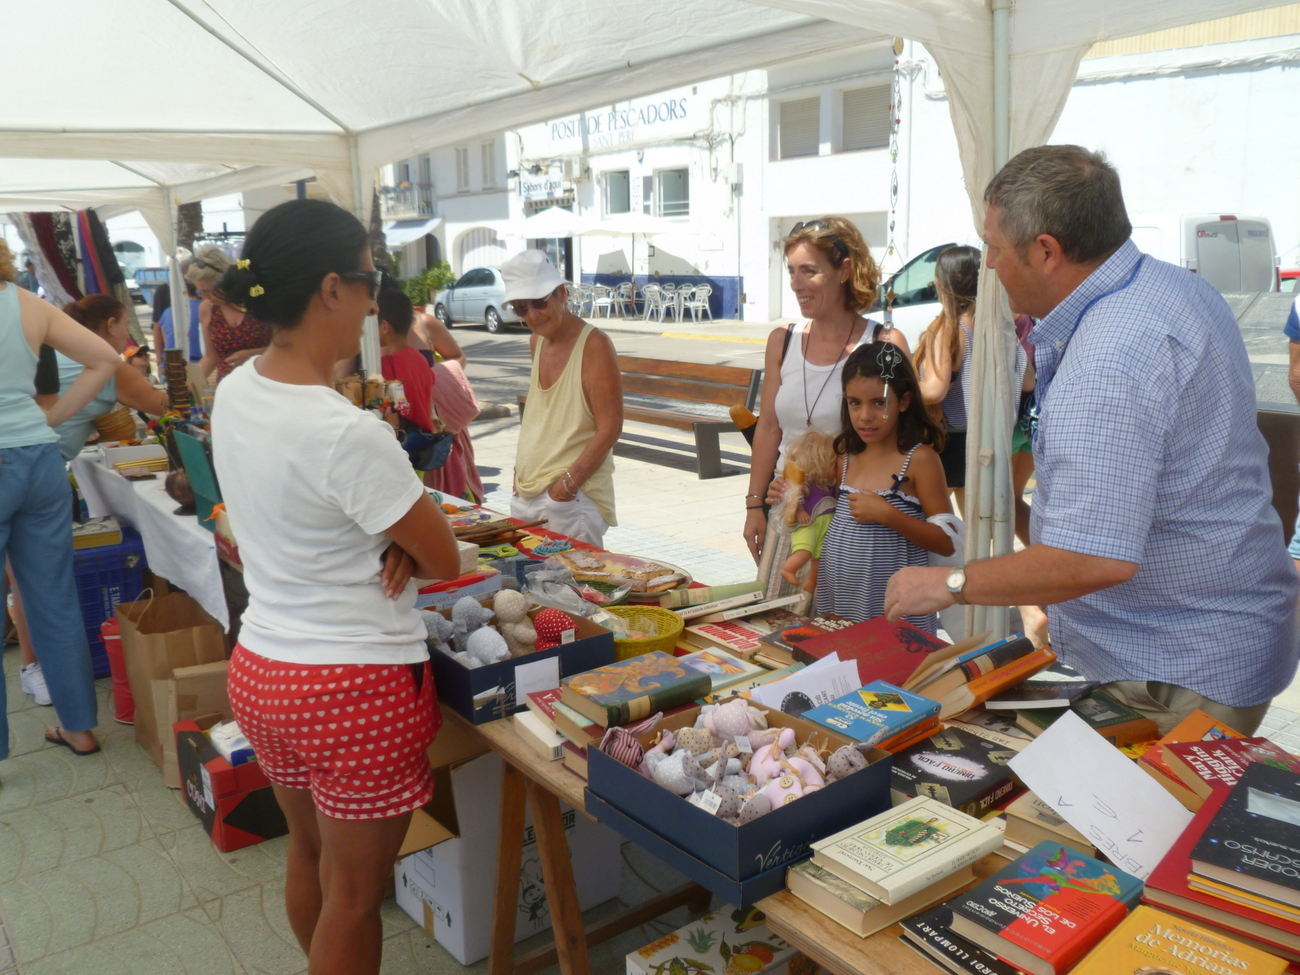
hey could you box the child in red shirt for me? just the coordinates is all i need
[378,283,435,433]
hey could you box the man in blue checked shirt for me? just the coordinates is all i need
[1287,296,1300,576]
[887,145,1299,736]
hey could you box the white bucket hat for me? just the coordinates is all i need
[501,250,569,302]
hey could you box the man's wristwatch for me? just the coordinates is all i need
[946,567,968,605]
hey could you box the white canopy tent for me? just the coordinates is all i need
[4,0,1288,635]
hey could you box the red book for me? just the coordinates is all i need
[1162,737,1300,807]
[525,688,563,728]
[792,615,949,686]
[1143,784,1300,960]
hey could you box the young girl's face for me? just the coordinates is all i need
[844,375,910,445]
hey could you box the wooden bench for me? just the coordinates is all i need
[518,355,762,479]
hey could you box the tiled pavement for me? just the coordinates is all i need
[6,400,1300,974]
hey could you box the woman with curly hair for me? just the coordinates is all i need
[742,217,910,578]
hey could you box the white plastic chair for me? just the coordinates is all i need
[591,285,614,318]
[685,284,713,322]
[613,282,634,317]
[659,283,678,321]
[641,283,665,323]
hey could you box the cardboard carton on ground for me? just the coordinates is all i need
[154,660,230,789]
[587,704,891,886]
[176,711,287,852]
[393,751,621,966]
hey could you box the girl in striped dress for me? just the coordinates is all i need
[814,342,955,631]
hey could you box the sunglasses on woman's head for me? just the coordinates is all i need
[788,220,848,261]
[507,287,560,316]
[340,269,383,298]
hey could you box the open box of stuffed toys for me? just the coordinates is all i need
[586,700,892,882]
[423,593,616,724]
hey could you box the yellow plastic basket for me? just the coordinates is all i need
[604,605,685,660]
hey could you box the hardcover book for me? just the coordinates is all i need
[801,680,941,747]
[524,688,564,730]
[787,858,974,938]
[899,907,1022,975]
[561,740,588,780]
[559,651,712,728]
[675,648,767,695]
[810,795,1003,904]
[1003,791,1095,856]
[891,726,1027,818]
[982,661,1098,710]
[71,515,123,550]
[791,615,950,687]
[1144,784,1300,961]
[1016,689,1159,746]
[550,700,602,748]
[948,841,1142,975]
[1138,708,1246,797]
[936,645,1057,719]
[1162,737,1300,808]
[908,635,1036,700]
[700,663,806,704]
[1071,905,1287,975]
[754,613,853,659]
[682,607,806,658]
[512,710,565,761]
[1190,762,1300,910]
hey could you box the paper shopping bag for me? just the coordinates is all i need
[117,592,226,766]
[154,660,231,789]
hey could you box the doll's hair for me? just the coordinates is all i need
[834,341,945,456]
[785,430,840,488]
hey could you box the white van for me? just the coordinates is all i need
[1130,213,1279,293]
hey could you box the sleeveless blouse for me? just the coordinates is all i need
[209,302,272,384]
[773,319,882,467]
[0,283,58,449]
[938,321,973,433]
[814,445,938,632]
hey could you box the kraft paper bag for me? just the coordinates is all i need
[117,592,226,767]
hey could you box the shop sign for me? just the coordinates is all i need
[532,86,705,154]
[519,173,564,201]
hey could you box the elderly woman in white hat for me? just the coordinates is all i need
[503,250,623,546]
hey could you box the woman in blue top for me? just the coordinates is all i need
[0,240,121,758]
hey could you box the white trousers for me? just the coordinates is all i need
[510,489,608,547]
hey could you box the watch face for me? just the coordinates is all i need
[946,569,965,590]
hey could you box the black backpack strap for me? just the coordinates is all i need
[780,322,795,364]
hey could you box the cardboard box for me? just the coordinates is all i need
[154,660,230,789]
[425,707,490,769]
[97,442,168,468]
[176,712,288,852]
[117,592,227,767]
[626,904,800,975]
[587,704,892,883]
[427,600,615,724]
[393,752,621,966]
[416,568,502,610]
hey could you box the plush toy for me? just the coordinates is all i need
[493,590,538,657]
[674,726,715,756]
[533,607,578,651]
[736,793,771,824]
[421,611,456,656]
[826,744,868,781]
[599,726,645,770]
[749,728,797,786]
[708,781,742,819]
[451,596,494,653]
[639,729,675,777]
[760,772,811,808]
[466,626,511,666]
[650,750,706,795]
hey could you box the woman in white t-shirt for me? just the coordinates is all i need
[210,199,460,975]
[742,217,909,578]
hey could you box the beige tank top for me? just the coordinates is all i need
[515,324,617,526]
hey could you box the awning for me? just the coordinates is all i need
[383,217,443,246]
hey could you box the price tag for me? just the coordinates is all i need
[695,790,723,816]
[734,735,753,754]
[561,628,576,645]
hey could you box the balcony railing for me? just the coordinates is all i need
[379,183,435,220]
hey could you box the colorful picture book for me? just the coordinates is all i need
[810,795,1003,904]
[674,648,766,694]
[559,650,712,727]
[1071,905,1287,975]
[947,841,1142,975]
[801,681,941,748]
[891,726,1026,818]
[787,858,974,938]
[1190,763,1300,910]
[1161,736,1300,810]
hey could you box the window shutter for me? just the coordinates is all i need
[642,175,654,215]
[842,87,890,152]
[779,97,821,159]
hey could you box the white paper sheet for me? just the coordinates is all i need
[514,656,561,702]
[747,659,860,713]
[1008,710,1192,879]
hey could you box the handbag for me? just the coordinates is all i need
[398,419,455,471]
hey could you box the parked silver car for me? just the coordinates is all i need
[431,266,522,333]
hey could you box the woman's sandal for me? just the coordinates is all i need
[45,728,102,756]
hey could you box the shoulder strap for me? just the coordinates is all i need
[780,322,795,365]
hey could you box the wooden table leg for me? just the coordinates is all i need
[526,778,592,975]
[488,762,529,975]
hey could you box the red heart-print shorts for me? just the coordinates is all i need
[228,643,440,820]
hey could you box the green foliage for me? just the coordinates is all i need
[686,926,718,954]
[401,260,457,305]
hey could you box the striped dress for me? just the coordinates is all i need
[814,445,938,632]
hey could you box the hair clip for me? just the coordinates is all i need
[877,342,903,417]
[249,284,265,297]
[236,259,250,270]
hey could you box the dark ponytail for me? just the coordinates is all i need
[218,199,368,329]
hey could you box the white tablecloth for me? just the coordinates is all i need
[71,453,230,631]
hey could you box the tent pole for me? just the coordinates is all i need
[992,0,1011,170]
[352,134,381,376]
[166,189,188,364]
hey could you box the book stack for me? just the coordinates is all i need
[923,841,1142,975]
[71,515,123,550]
[674,647,768,696]
[903,635,1057,720]
[1015,689,1159,747]
[1001,790,1096,858]
[789,795,1003,937]
[801,681,941,753]
[750,614,855,669]
[1145,762,1300,966]
[891,726,1027,818]
[524,688,600,778]
[681,607,809,660]
[783,615,951,685]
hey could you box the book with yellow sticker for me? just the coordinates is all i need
[801,680,940,748]
[1072,904,1286,975]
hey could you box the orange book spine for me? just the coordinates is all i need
[964,646,1057,699]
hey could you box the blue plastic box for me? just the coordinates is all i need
[74,526,148,676]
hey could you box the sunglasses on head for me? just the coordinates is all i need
[340,269,383,298]
[507,287,561,316]
[789,220,849,261]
